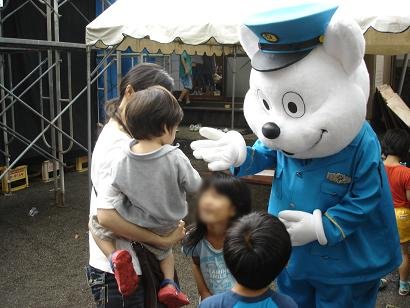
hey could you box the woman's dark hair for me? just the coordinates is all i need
[381,129,410,160]
[183,172,252,254]
[223,212,291,290]
[124,86,183,140]
[105,63,174,124]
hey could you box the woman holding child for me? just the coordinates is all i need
[86,63,188,308]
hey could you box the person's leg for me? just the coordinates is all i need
[90,231,117,259]
[89,216,138,297]
[277,269,315,308]
[311,279,379,308]
[399,242,410,295]
[185,91,190,104]
[86,265,145,308]
[159,252,175,281]
[157,252,190,306]
[351,280,380,308]
[178,89,187,102]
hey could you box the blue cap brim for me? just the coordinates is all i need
[251,49,311,72]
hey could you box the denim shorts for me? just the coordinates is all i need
[85,265,144,308]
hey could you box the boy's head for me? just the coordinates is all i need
[382,129,410,160]
[124,85,183,142]
[223,212,291,290]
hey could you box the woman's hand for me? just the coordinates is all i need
[158,220,186,249]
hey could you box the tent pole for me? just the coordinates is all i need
[86,46,92,195]
[231,46,237,129]
[398,53,409,96]
[116,50,122,95]
[102,49,107,124]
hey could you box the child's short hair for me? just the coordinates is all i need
[223,212,291,290]
[124,85,183,140]
[381,129,410,160]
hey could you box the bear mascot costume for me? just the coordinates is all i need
[191,2,401,307]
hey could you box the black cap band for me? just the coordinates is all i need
[259,35,322,52]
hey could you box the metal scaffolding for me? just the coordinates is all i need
[0,0,106,206]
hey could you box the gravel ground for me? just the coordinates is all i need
[0,128,408,307]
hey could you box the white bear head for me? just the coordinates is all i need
[240,15,370,159]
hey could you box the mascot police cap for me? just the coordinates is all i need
[245,2,338,72]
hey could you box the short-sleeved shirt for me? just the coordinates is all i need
[180,50,192,77]
[385,164,410,208]
[183,239,235,294]
[199,289,297,308]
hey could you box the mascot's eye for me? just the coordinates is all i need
[257,89,271,111]
[282,91,305,118]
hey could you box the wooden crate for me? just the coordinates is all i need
[1,165,29,194]
[41,160,60,182]
[76,156,88,172]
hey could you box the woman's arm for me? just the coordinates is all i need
[97,209,185,249]
[406,190,410,201]
[192,257,212,300]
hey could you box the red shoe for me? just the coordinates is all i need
[158,279,190,307]
[110,250,139,297]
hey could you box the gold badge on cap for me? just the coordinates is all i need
[326,172,351,185]
[262,32,279,43]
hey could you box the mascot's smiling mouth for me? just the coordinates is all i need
[282,129,328,156]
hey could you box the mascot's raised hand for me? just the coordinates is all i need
[190,127,247,171]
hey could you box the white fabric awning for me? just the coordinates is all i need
[86,0,410,56]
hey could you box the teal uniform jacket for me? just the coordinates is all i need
[235,122,401,284]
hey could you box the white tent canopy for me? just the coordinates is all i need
[86,0,410,56]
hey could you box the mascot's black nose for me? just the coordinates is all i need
[262,122,281,139]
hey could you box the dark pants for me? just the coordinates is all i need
[85,265,144,308]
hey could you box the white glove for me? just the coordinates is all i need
[278,209,328,246]
[190,127,247,171]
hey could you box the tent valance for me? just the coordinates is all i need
[86,0,410,56]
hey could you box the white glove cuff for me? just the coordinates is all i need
[313,209,328,246]
[227,131,247,167]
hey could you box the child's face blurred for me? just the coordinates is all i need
[198,187,236,225]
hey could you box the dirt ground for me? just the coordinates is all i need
[0,129,408,307]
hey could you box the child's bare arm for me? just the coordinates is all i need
[97,209,185,249]
[192,257,212,300]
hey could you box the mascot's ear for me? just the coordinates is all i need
[239,25,259,60]
[323,17,365,75]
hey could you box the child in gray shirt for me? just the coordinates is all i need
[90,86,201,306]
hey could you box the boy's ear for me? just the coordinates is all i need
[239,25,260,60]
[323,17,365,75]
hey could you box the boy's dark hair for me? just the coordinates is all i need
[124,85,183,140]
[105,63,174,124]
[182,172,252,254]
[223,212,291,290]
[381,129,410,160]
